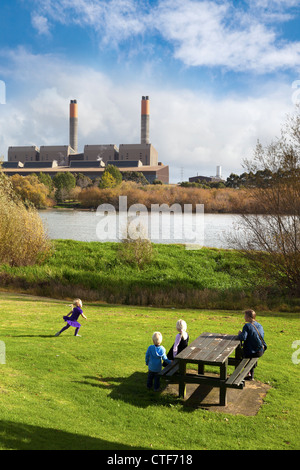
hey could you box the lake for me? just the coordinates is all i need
[39,209,240,249]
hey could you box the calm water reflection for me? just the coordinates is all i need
[39,210,239,249]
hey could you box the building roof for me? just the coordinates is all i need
[8,146,39,151]
[23,161,58,168]
[70,160,103,168]
[108,160,142,168]
[1,161,24,168]
[1,164,166,174]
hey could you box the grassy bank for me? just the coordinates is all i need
[0,240,299,311]
[0,293,299,450]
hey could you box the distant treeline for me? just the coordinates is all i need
[3,165,297,213]
[181,168,300,188]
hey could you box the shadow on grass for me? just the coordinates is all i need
[8,335,55,338]
[77,372,181,409]
[0,420,147,450]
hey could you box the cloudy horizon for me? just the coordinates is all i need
[1,0,300,182]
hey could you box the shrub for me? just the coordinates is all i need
[10,174,50,208]
[117,238,154,270]
[117,222,154,269]
[0,171,52,266]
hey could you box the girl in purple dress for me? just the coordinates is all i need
[55,299,87,337]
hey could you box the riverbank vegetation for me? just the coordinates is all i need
[5,171,260,213]
[5,167,299,215]
[0,240,299,311]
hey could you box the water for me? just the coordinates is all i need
[39,210,239,249]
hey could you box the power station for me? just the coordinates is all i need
[69,99,78,154]
[3,96,169,184]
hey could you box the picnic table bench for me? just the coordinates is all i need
[159,332,259,406]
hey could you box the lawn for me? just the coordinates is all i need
[0,292,299,450]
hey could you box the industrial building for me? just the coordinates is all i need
[189,166,224,184]
[3,96,169,184]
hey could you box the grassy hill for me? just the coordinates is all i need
[0,240,299,311]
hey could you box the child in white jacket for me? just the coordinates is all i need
[167,319,189,360]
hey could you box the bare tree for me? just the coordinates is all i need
[231,107,300,294]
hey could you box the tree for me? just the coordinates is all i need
[225,173,241,188]
[53,172,76,191]
[76,173,92,189]
[38,172,54,194]
[53,172,76,202]
[105,164,122,186]
[10,174,50,208]
[99,171,117,189]
[122,171,149,185]
[231,107,300,293]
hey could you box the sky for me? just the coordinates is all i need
[1,0,300,183]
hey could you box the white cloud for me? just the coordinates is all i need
[31,0,147,46]
[154,0,300,73]
[150,85,293,180]
[0,48,295,182]
[31,14,51,36]
[29,0,300,73]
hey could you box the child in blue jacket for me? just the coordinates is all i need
[145,332,171,391]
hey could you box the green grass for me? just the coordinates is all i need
[1,240,298,310]
[0,292,299,450]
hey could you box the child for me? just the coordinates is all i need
[238,309,266,380]
[55,299,87,337]
[167,319,189,361]
[145,332,171,391]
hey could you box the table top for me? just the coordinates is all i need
[175,332,241,365]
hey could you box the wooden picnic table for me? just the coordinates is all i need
[160,332,258,406]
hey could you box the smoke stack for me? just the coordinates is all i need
[69,99,78,153]
[216,165,222,178]
[141,96,150,144]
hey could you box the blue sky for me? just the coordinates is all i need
[1,0,300,182]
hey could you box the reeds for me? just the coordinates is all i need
[0,171,52,266]
[78,182,257,213]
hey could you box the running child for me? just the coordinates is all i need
[55,299,87,337]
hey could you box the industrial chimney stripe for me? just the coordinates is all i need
[141,96,150,145]
[69,99,78,153]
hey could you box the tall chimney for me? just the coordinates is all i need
[69,99,78,153]
[141,96,150,144]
